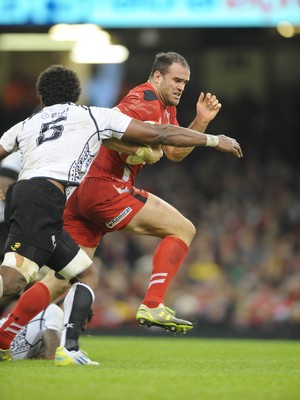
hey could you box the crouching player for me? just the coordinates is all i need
[0,303,63,361]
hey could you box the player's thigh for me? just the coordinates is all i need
[123,193,195,241]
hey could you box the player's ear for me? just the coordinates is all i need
[153,70,162,83]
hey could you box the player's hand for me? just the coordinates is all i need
[215,135,243,158]
[127,145,164,165]
[143,145,164,164]
[196,92,222,124]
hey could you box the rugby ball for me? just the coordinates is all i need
[125,121,158,165]
[125,153,148,165]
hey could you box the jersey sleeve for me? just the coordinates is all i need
[43,304,64,332]
[89,107,132,140]
[0,121,23,153]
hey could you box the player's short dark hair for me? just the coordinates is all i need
[36,65,81,106]
[149,52,190,78]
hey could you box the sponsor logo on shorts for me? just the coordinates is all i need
[105,207,132,229]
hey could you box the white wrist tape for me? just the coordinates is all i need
[205,134,219,147]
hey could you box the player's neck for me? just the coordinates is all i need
[147,80,167,107]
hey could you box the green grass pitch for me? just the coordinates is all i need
[1,336,300,400]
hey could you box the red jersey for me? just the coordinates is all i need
[87,82,179,185]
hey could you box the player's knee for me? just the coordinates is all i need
[169,217,196,245]
[75,263,99,292]
[0,265,28,296]
[171,219,196,246]
[185,219,196,244]
[2,252,39,284]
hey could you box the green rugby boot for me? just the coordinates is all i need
[136,303,194,334]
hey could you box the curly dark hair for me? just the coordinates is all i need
[36,65,81,106]
[149,51,190,78]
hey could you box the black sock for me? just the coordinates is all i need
[61,283,94,351]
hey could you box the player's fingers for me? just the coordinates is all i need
[230,139,243,158]
[234,146,243,158]
[222,136,243,158]
[208,98,221,110]
[198,92,205,102]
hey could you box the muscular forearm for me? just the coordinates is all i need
[157,124,209,147]
[163,144,195,162]
[103,138,162,164]
[189,116,209,133]
[123,120,242,158]
[38,329,60,359]
[163,119,209,162]
[157,126,242,158]
[103,138,140,155]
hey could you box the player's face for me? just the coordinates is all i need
[156,63,190,106]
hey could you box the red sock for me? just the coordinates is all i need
[0,282,50,349]
[142,236,188,308]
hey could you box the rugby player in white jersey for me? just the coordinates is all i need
[0,64,242,365]
[0,303,63,360]
[0,281,93,362]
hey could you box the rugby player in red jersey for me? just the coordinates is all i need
[63,52,224,333]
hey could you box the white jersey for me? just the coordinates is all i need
[0,103,132,186]
[7,304,63,360]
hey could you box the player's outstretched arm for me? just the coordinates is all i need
[103,138,141,155]
[123,119,243,159]
[103,138,163,164]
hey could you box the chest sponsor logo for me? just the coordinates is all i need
[105,207,132,228]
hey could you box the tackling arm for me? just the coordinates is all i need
[103,138,163,164]
[123,119,243,159]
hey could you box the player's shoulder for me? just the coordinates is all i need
[125,82,157,100]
